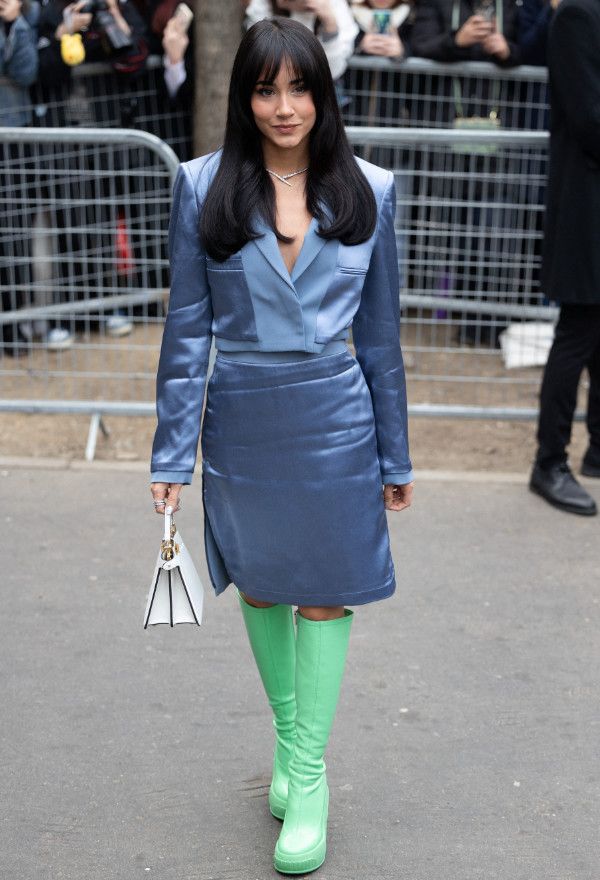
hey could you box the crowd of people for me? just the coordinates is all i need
[1,0,558,132]
[1,0,556,355]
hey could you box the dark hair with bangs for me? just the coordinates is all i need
[200,17,377,261]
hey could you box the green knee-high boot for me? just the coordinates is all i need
[237,589,297,820]
[274,608,354,875]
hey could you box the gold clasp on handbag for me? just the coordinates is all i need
[160,518,179,560]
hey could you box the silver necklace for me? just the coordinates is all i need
[266,166,309,187]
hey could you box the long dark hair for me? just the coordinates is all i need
[200,18,377,261]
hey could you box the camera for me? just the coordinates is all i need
[79,0,133,54]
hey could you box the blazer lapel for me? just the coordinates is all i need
[291,216,328,284]
[251,215,297,294]
[251,200,335,292]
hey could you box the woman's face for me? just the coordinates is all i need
[250,60,317,154]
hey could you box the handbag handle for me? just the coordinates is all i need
[164,507,174,541]
[161,508,178,561]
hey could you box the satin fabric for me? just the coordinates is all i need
[200,351,396,606]
[150,150,412,488]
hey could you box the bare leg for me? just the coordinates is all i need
[239,592,345,620]
[297,605,345,621]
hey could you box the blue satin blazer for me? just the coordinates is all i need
[150,150,413,487]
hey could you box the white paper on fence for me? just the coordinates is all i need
[499,322,555,369]
[143,529,204,627]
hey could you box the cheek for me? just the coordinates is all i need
[250,98,270,127]
[300,97,317,126]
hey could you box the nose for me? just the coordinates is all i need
[275,94,294,119]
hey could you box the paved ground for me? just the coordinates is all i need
[2,464,599,880]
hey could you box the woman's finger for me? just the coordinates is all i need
[151,482,168,514]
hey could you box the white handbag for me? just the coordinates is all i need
[143,509,204,628]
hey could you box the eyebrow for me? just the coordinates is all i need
[255,77,305,86]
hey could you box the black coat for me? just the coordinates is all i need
[410,0,522,65]
[542,0,600,304]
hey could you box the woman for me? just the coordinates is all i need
[245,0,358,81]
[150,17,413,875]
[352,0,413,60]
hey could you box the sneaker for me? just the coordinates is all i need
[106,312,133,337]
[45,327,75,350]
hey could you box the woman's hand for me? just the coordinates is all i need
[383,482,413,512]
[163,16,189,65]
[150,481,183,514]
[454,14,493,47]
[360,32,404,58]
[105,0,131,36]
[54,0,92,38]
[481,29,510,60]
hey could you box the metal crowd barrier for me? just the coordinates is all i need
[342,57,549,131]
[0,127,179,456]
[3,56,548,165]
[347,126,554,419]
[0,55,192,160]
[2,125,558,448]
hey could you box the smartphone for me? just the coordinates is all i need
[474,0,495,21]
[173,2,193,32]
[372,11,391,34]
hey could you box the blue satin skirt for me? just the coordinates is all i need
[200,349,396,606]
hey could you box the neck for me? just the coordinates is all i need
[261,139,310,175]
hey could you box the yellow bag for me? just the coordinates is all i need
[61,33,86,66]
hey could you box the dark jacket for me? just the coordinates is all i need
[542,0,600,304]
[411,0,522,65]
[0,3,39,125]
[518,0,552,65]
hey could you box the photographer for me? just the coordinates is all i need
[37,0,148,85]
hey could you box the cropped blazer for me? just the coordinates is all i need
[150,150,413,487]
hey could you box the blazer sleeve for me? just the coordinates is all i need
[150,163,213,485]
[352,173,413,486]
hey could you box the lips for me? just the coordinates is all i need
[273,124,299,133]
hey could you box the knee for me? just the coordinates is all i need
[297,605,345,622]
[239,591,276,609]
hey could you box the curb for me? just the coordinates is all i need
[0,456,530,484]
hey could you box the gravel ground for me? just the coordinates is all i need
[0,412,592,476]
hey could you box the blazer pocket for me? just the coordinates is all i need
[206,255,244,271]
[338,266,368,276]
[314,268,366,343]
[206,263,259,342]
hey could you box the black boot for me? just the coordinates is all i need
[530,462,597,516]
[581,448,600,478]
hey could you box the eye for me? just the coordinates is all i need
[255,86,275,97]
[292,82,307,94]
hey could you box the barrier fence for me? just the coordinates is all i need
[349,126,554,419]
[0,55,192,160]
[1,126,558,456]
[342,57,549,132]
[1,56,548,164]
[0,126,179,455]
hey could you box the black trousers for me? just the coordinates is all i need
[536,303,600,467]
